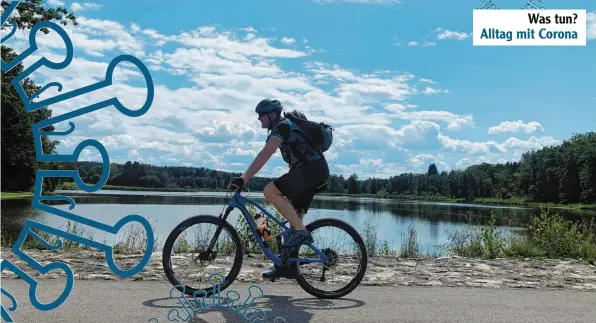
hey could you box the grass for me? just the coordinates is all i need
[361,218,426,258]
[2,218,159,255]
[356,208,596,264]
[1,191,33,200]
[471,197,596,211]
[443,209,596,264]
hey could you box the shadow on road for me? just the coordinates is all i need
[142,293,366,322]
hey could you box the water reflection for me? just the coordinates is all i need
[2,190,593,256]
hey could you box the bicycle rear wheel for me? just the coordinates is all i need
[162,214,243,297]
[289,218,368,299]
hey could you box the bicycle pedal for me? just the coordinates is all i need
[280,246,297,266]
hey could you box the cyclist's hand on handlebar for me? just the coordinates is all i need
[228,177,244,191]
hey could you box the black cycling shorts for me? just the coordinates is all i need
[273,158,330,215]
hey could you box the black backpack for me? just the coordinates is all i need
[284,110,334,153]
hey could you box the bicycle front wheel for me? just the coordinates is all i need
[289,218,368,299]
[162,214,243,297]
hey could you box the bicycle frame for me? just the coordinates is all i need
[213,190,329,267]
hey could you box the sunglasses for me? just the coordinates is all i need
[258,112,268,118]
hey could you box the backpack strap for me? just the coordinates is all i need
[286,119,313,166]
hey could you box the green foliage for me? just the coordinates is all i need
[446,209,596,263]
[234,200,283,256]
[525,210,596,260]
[445,211,507,259]
[1,0,78,32]
[427,163,439,176]
[480,212,506,258]
[2,0,78,193]
[347,173,360,194]
[378,240,397,256]
[1,46,61,192]
[399,224,421,258]
[361,218,378,256]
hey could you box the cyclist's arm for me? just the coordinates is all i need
[241,138,282,182]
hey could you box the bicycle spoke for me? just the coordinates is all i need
[292,218,367,298]
[163,216,242,295]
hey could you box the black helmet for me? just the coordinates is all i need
[255,99,283,114]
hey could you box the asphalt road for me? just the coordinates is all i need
[1,279,595,323]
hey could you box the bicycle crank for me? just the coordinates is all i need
[194,250,218,265]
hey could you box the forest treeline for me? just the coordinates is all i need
[39,132,596,205]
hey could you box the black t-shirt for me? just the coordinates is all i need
[267,119,298,166]
[267,119,290,143]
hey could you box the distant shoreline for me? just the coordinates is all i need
[3,184,595,213]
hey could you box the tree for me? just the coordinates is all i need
[427,163,439,176]
[347,173,360,194]
[370,178,378,194]
[1,0,77,32]
[1,0,78,192]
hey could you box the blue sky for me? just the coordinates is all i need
[5,0,595,179]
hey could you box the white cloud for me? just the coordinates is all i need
[304,62,419,107]
[192,120,258,143]
[587,12,596,40]
[435,28,471,40]
[48,0,65,6]
[336,120,440,151]
[454,154,515,170]
[168,26,308,59]
[71,2,103,12]
[334,161,407,180]
[240,26,257,33]
[25,16,144,57]
[438,133,504,155]
[455,158,473,170]
[422,87,449,95]
[384,104,474,131]
[312,0,402,4]
[281,37,296,45]
[501,136,560,150]
[361,159,384,167]
[407,41,436,47]
[418,78,435,84]
[410,153,450,172]
[10,12,569,179]
[488,120,545,134]
[439,133,561,157]
[224,148,258,157]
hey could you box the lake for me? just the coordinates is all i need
[2,189,594,256]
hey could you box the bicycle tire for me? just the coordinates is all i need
[289,218,368,299]
[162,214,244,297]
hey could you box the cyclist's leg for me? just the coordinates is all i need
[290,210,305,229]
[264,169,308,231]
[262,173,313,279]
[276,161,328,247]
[262,160,329,279]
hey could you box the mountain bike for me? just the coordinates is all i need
[162,183,368,299]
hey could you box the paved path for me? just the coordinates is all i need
[1,279,595,322]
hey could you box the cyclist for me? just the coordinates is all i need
[227,99,330,280]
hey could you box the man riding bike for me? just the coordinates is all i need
[227,99,330,280]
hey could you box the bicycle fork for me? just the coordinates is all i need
[200,206,233,262]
